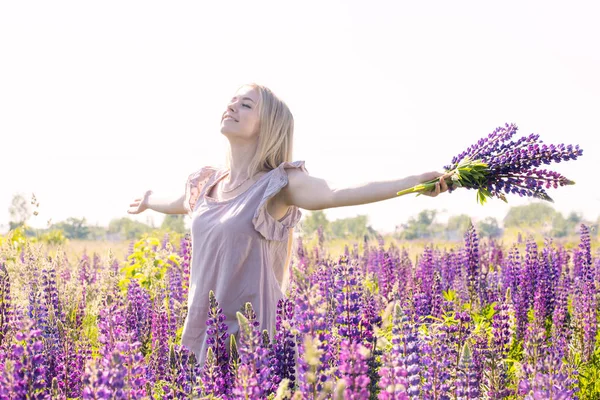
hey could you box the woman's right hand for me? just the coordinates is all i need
[128,190,153,214]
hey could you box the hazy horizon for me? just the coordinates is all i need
[2,0,599,236]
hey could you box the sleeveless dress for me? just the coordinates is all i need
[180,160,308,368]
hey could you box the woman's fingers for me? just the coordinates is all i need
[440,177,448,192]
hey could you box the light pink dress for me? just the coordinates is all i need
[181,160,308,368]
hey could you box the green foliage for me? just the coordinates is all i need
[577,315,600,397]
[447,214,472,235]
[443,289,457,303]
[301,210,330,237]
[300,211,378,241]
[397,209,437,240]
[503,202,558,229]
[551,211,582,238]
[477,216,503,239]
[38,229,68,246]
[330,214,371,240]
[3,225,28,253]
[108,217,153,240]
[119,234,180,294]
[161,214,186,234]
[51,217,90,239]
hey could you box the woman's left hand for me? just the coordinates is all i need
[418,171,452,197]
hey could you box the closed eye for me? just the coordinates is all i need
[243,104,251,108]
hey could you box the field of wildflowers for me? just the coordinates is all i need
[0,223,599,399]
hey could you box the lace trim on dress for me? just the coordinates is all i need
[184,166,218,217]
[251,160,309,241]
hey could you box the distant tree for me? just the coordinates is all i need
[51,217,90,239]
[478,217,502,239]
[301,210,330,238]
[551,211,583,238]
[331,215,370,240]
[566,211,583,226]
[87,224,108,240]
[8,193,31,230]
[397,209,437,240]
[503,203,558,228]
[446,214,472,239]
[161,214,186,234]
[108,217,152,240]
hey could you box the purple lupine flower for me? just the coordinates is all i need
[97,299,130,354]
[572,276,596,362]
[161,232,170,250]
[0,321,48,399]
[317,225,325,249]
[271,298,298,389]
[177,233,191,313]
[537,238,559,321]
[378,303,409,399]
[377,351,409,400]
[519,326,577,400]
[167,257,184,306]
[0,262,14,349]
[523,237,540,297]
[81,340,148,399]
[293,263,336,395]
[550,271,570,352]
[414,246,435,318]
[201,290,232,397]
[430,271,444,319]
[570,226,596,362]
[577,224,593,283]
[379,251,397,301]
[455,341,479,399]
[78,251,94,286]
[39,267,64,394]
[200,347,224,397]
[58,329,90,399]
[500,245,520,299]
[399,123,583,204]
[419,327,452,400]
[518,371,576,400]
[395,308,421,399]
[74,284,87,330]
[335,339,371,399]
[161,344,201,398]
[91,252,101,284]
[359,289,384,397]
[440,249,458,292]
[463,222,480,305]
[233,306,275,399]
[126,279,152,353]
[483,294,515,399]
[149,290,170,382]
[468,332,487,399]
[335,257,362,342]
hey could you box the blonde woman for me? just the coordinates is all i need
[128,83,450,368]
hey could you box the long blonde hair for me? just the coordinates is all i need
[224,83,301,270]
[224,83,294,177]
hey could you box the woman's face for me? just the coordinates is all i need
[220,86,260,140]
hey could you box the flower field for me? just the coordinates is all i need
[1,224,599,399]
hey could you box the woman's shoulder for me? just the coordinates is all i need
[274,160,308,174]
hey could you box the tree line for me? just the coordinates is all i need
[4,193,599,242]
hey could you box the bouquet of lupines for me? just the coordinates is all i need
[397,123,583,204]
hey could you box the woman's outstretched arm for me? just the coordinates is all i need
[282,169,450,211]
[128,190,188,215]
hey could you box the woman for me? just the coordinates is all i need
[127,83,450,368]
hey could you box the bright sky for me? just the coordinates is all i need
[1,0,599,235]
